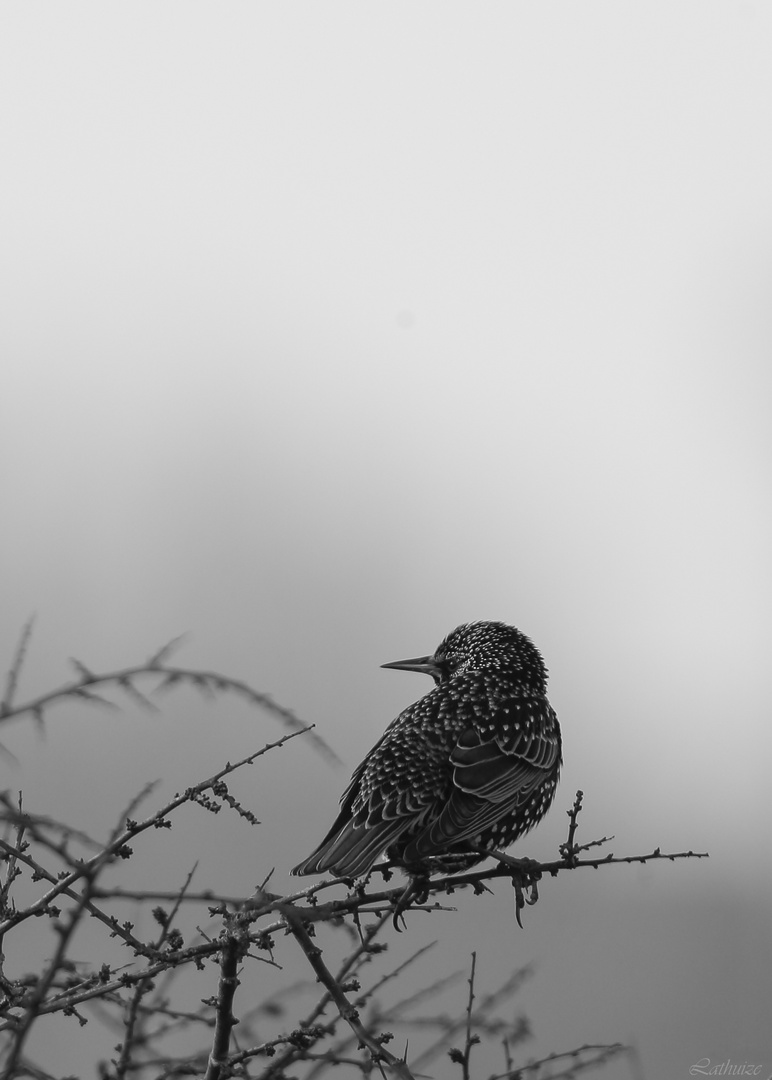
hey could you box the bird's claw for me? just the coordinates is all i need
[512,873,539,928]
[391,876,430,931]
[483,851,542,927]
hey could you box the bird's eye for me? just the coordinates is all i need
[431,659,451,685]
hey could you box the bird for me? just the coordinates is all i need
[291,621,562,880]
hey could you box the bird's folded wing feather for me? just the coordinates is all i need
[408,699,560,856]
[290,730,426,876]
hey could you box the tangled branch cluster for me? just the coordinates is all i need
[0,626,707,1079]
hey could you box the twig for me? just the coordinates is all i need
[489,1041,628,1080]
[449,951,479,1079]
[0,653,340,764]
[0,616,35,717]
[113,866,198,1079]
[560,789,584,863]
[259,914,396,1078]
[0,728,310,937]
[1,865,98,1074]
[301,942,450,1080]
[204,916,248,1080]
[410,963,532,1072]
[279,900,417,1079]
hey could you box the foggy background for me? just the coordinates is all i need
[1,3,771,1077]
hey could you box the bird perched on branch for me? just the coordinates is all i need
[292,621,562,880]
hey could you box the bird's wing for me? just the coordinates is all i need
[405,698,561,859]
[291,730,423,878]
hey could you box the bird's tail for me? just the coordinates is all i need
[291,816,410,879]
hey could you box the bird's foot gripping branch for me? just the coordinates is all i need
[346,787,707,930]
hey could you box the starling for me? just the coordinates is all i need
[292,621,562,879]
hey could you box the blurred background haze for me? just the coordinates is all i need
[1,4,771,1077]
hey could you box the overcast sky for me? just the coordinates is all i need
[1,4,771,1077]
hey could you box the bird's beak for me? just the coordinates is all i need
[381,653,440,678]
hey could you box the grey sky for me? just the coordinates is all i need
[1,4,771,1075]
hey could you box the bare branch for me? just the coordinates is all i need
[0,655,340,764]
[279,898,418,1079]
[204,916,248,1080]
[0,617,35,718]
[448,952,480,1078]
[489,1041,629,1080]
[0,634,706,1080]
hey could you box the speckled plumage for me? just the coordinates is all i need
[291,621,562,879]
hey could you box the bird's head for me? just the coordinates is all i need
[381,620,548,690]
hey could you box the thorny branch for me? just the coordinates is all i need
[0,628,706,1080]
[204,913,249,1080]
[0,632,339,764]
[113,866,198,1079]
[489,1041,632,1080]
[447,951,480,1078]
[279,900,416,1080]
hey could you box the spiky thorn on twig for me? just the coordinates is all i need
[0,616,37,763]
[559,789,584,864]
[0,616,36,719]
[448,952,480,1078]
[146,634,188,668]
